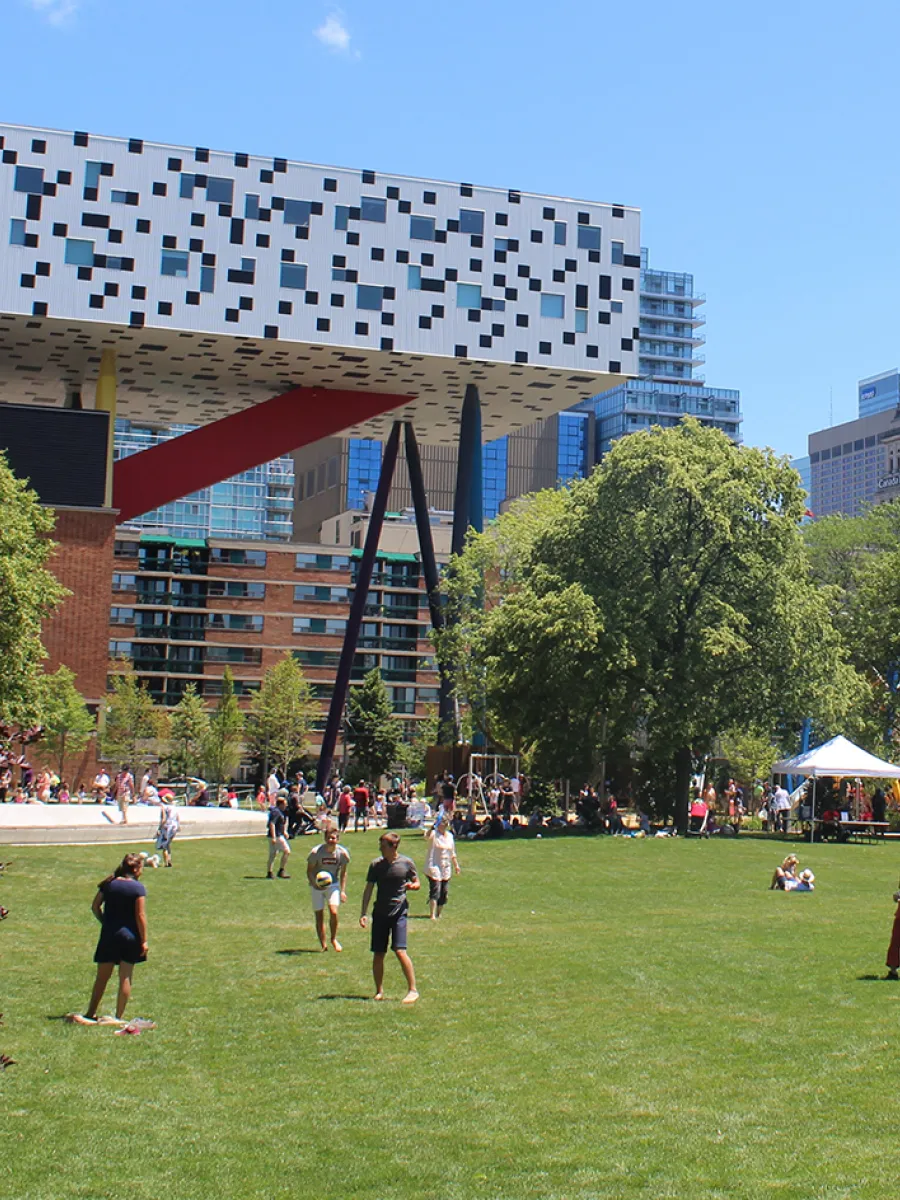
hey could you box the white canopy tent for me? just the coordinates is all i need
[772,735,900,843]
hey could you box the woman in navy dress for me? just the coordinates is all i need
[80,853,149,1023]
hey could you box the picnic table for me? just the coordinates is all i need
[837,820,890,843]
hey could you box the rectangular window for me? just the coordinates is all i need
[360,196,386,222]
[179,173,195,199]
[554,221,567,245]
[245,194,260,219]
[112,573,136,591]
[280,262,308,289]
[111,190,134,204]
[410,215,435,241]
[611,300,623,313]
[457,282,482,309]
[161,248,189,277]
[407,265,422,290]
[293,616,325,634]
[200,266,215,293]
[575,309,587,332]
[611,241,624,265]
[208,548,267,566]
[206,176,234,204]
[84,162,102,190]
[541,294,565,319]
[207,613,264,632]
[110,607,135,625]
[207,580,266,598]
[64,238,95,266]
[9,219,27,246]
[14,164,44,194]
[294,585,350,603]
[335,206,350,230]
[459,209,484,234]
[577,226,601,251]
[284,199,312,225]
[357,284,383,311]
[109,640,133,657]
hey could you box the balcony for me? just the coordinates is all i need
[639,328,706,347]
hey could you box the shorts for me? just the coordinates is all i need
[156,826,176,851]
[428,877,449,906]
[370,911,408,954]
[310,883,341,912]
[94,928,145,965]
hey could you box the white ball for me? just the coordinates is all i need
[536,833,542,839]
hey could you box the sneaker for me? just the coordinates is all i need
[277,870,291,879]
[266,871,274,879]
[401,990,420,1005]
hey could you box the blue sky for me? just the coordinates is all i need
[4,0,899,459]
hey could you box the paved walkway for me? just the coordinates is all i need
[0,802,266,846]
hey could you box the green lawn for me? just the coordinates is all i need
[1,831,898,1200]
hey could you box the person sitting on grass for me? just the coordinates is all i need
[770,854,800,890]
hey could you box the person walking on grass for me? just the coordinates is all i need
[424,812,460,919]
[266,794,291,879]
[72,853,148,1024]
[359,832,420,1004]
[306,822,350,951]
[155,799,179,868]
[885,879,900,980]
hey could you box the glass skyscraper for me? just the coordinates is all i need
[859,369,900,418]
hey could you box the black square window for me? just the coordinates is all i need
[273,158,287,174]
[381,311,394,325]
[279,301,293,315]
[26,195,42,220]
[460,183,473,197]
[598,311,610,324]
[283,249,297,262]
[621,337,633,351]
[586,344,598,358]
[89,294,104,308]
[578,212,590,224]
[543,206,555,220]
[56,170,72,185]
[496,250,508,263]
[103,281,118,296]
[136,218,151,233]
[234,152,249,167]
[447,218,459,232]
[471,234,483,248]
[305,291,319,304]
[508,190,520,203]
[225,308,239,322]
[622,278,634,291]
[132,286,146,300]
[34,262,50,277]
[271,196,285,211]
[515,350,528,363]
[563,332,575,345]
[239,296,253,311]
[479,335,492,348]
[74,131,89,147]
[32,301,48,317]
[100,163,114,177]
[493,273,506,286]
[2,150,17,165]
[431,304,444,318]
[362,169,376,184]
[528,278,541,291]
[505,287,518,301]
[383,286,395,300]
[469,258,482,271]
[398,200,412,214]
[323,178,337,191]
[201,253,216,266]
[516,314,529,327]
[186,291,200,306]
[444,267,458,282]
[588,250,600,263]
[396,249,409,264]
[553,269,565,283]
[565,258,577,272]
[162,235,177,249]
[264,325,279,339]
[346,232,360,246]
[455,344,468,357]
[612,206,625,218]
[77,266,92,281]
[539,341,551,355]
[108,229,123,244]
[167,157,182,171]
[371,247,385,261]
[355,321,368,335]
[517,264,530,278]
[423,190,436,204]
[467,309,481,323]
[24,233,38,248]
[152,182,167,197]
[492,323,504,337]
[20,274,35,289]
[531,230,543,243]
[380,337,393,351]
[495,213,508,226]
[608,359,621,373]
[419,315,432,329]
[52,222,67,237]
[129,311,144,327]
[158,301,173,315]
[295,227,309,240]
[331,294,344,307]
[191,212,205,227]
[316,317,330,331]
[387,186,400,200]
[195,147,210,162]
[256,233,270,247]
[260,169,274,183]
[42,182,57,197]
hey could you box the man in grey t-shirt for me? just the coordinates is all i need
[359,832,420,1004]
[306,822,350,951]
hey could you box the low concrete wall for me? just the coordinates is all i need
[0,803,267,846]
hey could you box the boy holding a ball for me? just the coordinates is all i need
[306,822,350,951]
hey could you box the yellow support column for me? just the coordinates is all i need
[94,349,117,508]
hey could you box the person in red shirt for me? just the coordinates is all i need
[337,786,353,833]
[353,781,370,832]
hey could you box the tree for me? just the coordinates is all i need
[168,683,210,778]
[101,666,168,777]
[718,726,780,792]
[0,452,69,727]
[440,420,860,833]
[39,665,96,776]
[347,668,401,783]
[248,655,314,777]
[203,667,244,784]
[398,706,438,783]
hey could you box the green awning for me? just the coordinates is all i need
[139,534,208,548]
[350,548,418,562]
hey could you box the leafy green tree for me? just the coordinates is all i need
[718,726,780,792]
[347,668,401,783]
[248,655,314,776]
[101,666,169,778]
[0,452,68,726]
[39,665,96,775]
[203,667,245,784]
[168,683,211,778]
[441,420,860,833]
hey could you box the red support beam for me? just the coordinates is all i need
[113,385,412,523]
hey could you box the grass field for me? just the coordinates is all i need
[1,830,899,1200]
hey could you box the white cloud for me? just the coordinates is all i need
[314,13,358,57]
[28,0,79,26]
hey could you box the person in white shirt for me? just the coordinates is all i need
[424,812,461,919]
[266,771,280,801]
[771,784,791,833]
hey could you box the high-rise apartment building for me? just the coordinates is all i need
[807,411,894,517]
[115,419,295,540]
